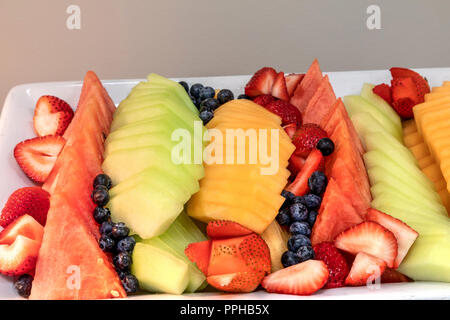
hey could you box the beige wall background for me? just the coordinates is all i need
[1,0,450,108]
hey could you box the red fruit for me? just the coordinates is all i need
[0,235,40,276]
[286,149,323,196]
[391,77,419,119]
[207,271,265,293]
[366,208,418,268]
[381,268,411,283]
[313,242,350,289]
[261,260,329,296]
[253,94,276,107]
[390,67,430,102]
[264,100,303,127]
[345,252,386,286]
[206,220,253,239]
[34,95,74,137]
[185,240,212,275]
[334,221,398,268]
[283,123,297,139]
[271,72,290,101]
[14,135,66,183]
[245,67,277,97]
[285,73,305,97]
[292,123,328,157]
[0,187,50,228]
[288,154,305,177]
[372,83,393,105]
[0,215,44,245]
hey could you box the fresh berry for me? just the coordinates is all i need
[33,95,74,136]
[296,245,314,262]
[207,271,265,293]
[117,236,136,253]
[14,135,66,183]
[380,268,411,283]
[14,274,33,298]
[308,171,328,195]
[111,222,130,240]
[334,221,398,268]
[390,67,430,102]
[200,98,220,112]
[292,196,306,205]
[178,81,189,92]
[285,73,305,97]
[93,207,111,224]
[290,222,311,236]
[199,109,214,125]
[264,100,302,127]
[372,83,392,105]
[98,234,116,252]
[91,186,110,206]
[308,211,318,227]
[0,215,44,245]
[313,242,349,288]
[245,67,277,97]
[217,89,234,104]
[289,203,308,222]
[206,220,253,239]
[185,240,212,275]
[281,190,295,203]
[286,149,323,196]
[261,260,329,296]
[303,193,322,210]
[99,220,113,235]
[113,252,132,270]
[189,83,204,98]
[253,94,276,107]
[121,274,139,294]
[115,268,130,280]
[287,234,311,252]
[281,251,300,268]
[366,208,418,268]
[93,174,112,190]
[292,124,328,158]
[271,72,289,101]
[199,86,216,101]
[283,123,297,139]
[288,154,305,177]
[0,235,40,276]
[189,95,197,106]
[237,94,250,100]
[345,252,386,286]
[316,138,335,156]
[0,187,49,228]
[276,208,291,226]
[391,77,418,119]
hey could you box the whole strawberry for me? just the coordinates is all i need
[313,242,349,289]
[0,187,50,227]
[253,94,276,107]
[292,124,328,157]
[264,100,303,127]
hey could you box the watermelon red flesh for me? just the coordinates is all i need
[290,59,323,114]
[311,178,364,246]
[30,193,125,300]
[302,75,336,125]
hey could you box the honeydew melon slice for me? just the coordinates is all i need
[350,112,394,148]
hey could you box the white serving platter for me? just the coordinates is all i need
[1,68,450,300]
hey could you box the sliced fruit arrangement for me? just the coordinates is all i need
[34,95,74,137]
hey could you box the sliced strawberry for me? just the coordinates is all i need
[261,260,329,296]
[288,154,305,177]
[264,100,303,127]
[334,221,398,268]
[0,235,40,276]
[245,67,277,97]
[253,94,276,107]
[206,220,253,239]
[271,72,290,101]
[366,208,418,268]
[286,149,323,196]
[34,95,74,137]
[185,240,212,275]
[313,242,350,288]
[283,123,297,139]
[207,271,265,293]
[372,83,392,105]
[381,268,411,283]
[285,73,305,97]
[345,252,386,286]
[14,135,66,183]
[0,187,50,227]
[0,215,43,245]
[390,67,430,102]
[292,123,328,157]
[391,77,419,119]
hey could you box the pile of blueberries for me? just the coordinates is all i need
[91,174,139,294]
[178,81,249,125]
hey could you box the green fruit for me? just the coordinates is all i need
[350,112,395,149]
[364,131,418,165]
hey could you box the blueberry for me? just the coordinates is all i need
[287,234,312,252]
[14,274,33,298]
[179,81,189,93]
[292,196,307,205]
[100,220,113,235]
[115,268,130,280]
[91,186,110,206]
[308,211,318,227]
[190,83,204,98]
[217,89,234,104]
[281,251,300,268]
[296,245,315,262]
[111,222,130,240]
[281,190,295,208]
[113,252,132,270]
[121,274,139,294]
[198,86,215,101]
[200,98,220,112]
[93,206,111,224]
[303,194,322,210]
[199,109,214,125]
[316,138,335,156]
[117,236,136,253]
[237,94,250,100]
[93,174,112,190]
[189,95,197,106]
[276,207,291,226]
[308,171,328,195]
[99,234,116,252]
[289,221,311,236]
[289,203,308,222]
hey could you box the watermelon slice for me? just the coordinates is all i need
[302,75,336,124]
[290,59,323,114]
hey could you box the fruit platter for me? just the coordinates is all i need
[0,60,449,300]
